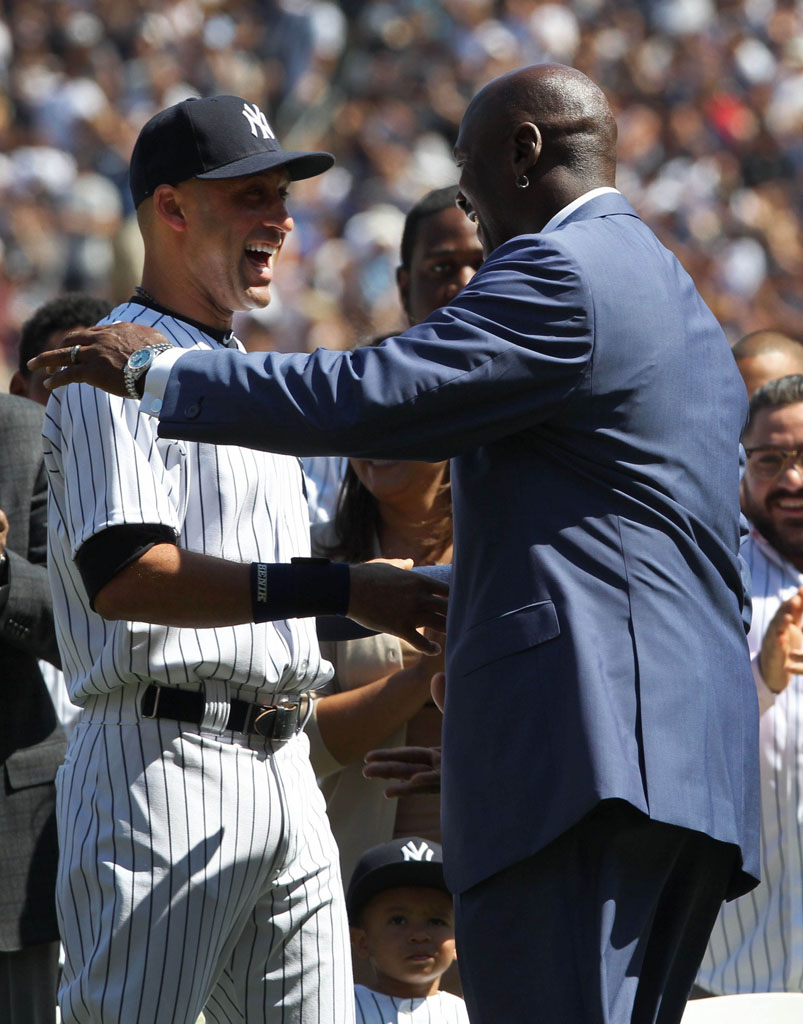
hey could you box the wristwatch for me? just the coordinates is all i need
[123,344,173,401]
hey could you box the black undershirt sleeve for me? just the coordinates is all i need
[76,523,178,610]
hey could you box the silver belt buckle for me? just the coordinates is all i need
[141,684,161,719]
[252,696,297,743]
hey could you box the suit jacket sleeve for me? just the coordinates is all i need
[157,237,594,461]
[0,397,60,669]
[0,456,60,668]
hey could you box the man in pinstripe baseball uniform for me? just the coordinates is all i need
[697,373,803,995]
[42,95,447,1024]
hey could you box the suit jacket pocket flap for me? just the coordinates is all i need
[456,600,560,675]
[5,739,66,790]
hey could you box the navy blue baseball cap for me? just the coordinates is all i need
[346,837,447,922]
[130,94,335,207]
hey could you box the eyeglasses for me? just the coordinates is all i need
[744,446,803,479]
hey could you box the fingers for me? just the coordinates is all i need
[26,347,78,373]
[416,593,449,631]
[396,590,448,650]
[363,759,426,780]
[787,588,803,623]
[26,327,98,373]
[382,772,442,797]
[363,746,436,771]
[27,336,100,391]
[39,364,90,392]
[27,349,73,374]
[783,652,803,674]
[422,577,450,596]
[779,615,803,647]
[775,588,803,624]
[363,747,440,796]
[403,629,442,655]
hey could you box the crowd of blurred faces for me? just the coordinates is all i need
[0,0,801,382]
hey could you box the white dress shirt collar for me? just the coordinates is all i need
[541,187,621,234]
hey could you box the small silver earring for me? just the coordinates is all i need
[515,174,530,189]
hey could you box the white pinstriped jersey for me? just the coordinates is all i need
[697,527,803,993]
[42,301,333,708]
[354,985,469,1024]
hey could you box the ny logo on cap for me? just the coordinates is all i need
[400,840,435,862]
[242,102,275,140]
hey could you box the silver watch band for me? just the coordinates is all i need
[123,344,173,401]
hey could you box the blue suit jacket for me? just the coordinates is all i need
[158,193,759,898]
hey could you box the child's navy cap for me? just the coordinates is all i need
[130,95,334,207]
[346,837,447,922]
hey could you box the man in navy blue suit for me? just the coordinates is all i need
[32,65,759,1024]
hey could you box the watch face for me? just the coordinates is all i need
[129,348,152,369]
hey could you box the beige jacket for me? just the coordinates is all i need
[308,521,416,883]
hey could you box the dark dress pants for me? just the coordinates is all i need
[454,799,737,1024]
[0,941,60,1024]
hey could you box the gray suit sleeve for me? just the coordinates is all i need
[0,455,61,668]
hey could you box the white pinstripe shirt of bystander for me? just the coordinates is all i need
[697,527,803,993]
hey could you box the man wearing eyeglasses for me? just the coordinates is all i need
[697,372,803,996]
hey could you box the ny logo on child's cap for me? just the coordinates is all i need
[400,840,435,862]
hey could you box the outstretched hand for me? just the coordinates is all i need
[26,323,168,397]
[348,559,448,655]
[363,745,442,797]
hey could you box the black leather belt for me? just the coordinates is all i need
[140,684,310,744]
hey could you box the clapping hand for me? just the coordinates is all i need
[758,586,803,694]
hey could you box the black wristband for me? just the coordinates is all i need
[251,559,350,623]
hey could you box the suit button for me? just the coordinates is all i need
[184,403,200,419]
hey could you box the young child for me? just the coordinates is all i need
[347,837,469,1023]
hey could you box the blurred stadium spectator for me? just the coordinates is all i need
[0,0,800,383]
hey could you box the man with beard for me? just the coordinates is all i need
[696,373,803,996]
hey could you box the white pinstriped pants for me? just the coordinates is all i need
[55,705,354,1024]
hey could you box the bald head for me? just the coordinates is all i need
[732,330,803,399]
[467,64,617,184]
[454,65,618,254]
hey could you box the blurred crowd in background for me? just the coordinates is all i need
[0,0,801,384]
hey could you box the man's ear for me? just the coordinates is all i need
[396,265,411,320]
[9,371,28,397]
[152,184,188,232]
[513,121,542,177]
[350,925,372,960]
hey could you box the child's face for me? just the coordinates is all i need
[351,886,457,999]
